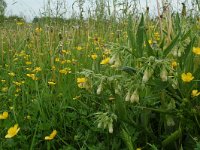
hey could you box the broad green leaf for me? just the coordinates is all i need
[136,14,145,57]
[162,128,182,147]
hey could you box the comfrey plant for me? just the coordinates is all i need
[78,13,200,149]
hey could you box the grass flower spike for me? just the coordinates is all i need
[45,130,57,140]
[5,124,20,138]
[181,72,194,82]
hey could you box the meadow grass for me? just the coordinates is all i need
[0,0,200,149]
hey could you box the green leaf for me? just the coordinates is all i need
[136,14,145,57]
[127,15,136,56]
[162,128,182,147]
[163,32,180,57]
[145,36,154,56]
[121,129,134,150]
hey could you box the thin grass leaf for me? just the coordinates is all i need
[136,14,145,57]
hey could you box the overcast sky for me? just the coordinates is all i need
[5,0,192,21]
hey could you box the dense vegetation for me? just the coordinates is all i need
[0,0,200,149]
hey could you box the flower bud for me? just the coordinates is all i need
[108,123,113,133]
[97,122,102,128]
[160,67,168,81]
[97,84,103,95]
[142,68,153,83]
[125,91,131,102]
[115,85,121,95]
[109,54,116,64]
[130,90,139,103]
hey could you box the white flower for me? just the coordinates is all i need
[108,123,113,133]
[125,91,131,102]
[142,68,153,83]
[97,84,103,95]
[160,67,168,81]
[130,89,139,103]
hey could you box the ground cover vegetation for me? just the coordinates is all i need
[0,0,200,149]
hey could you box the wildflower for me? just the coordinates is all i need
[1,87,8,92]
[108,123,113,134]
[130,89,139,103]
[154,32,160,41]
[26,74,38,80]
[59,68,71,75]
[0,111,8,119]
[8,72,15,77]
[5,124,20,138]
[193,47,200,55]
[45,130,57,140]
[1,79,6,83]
[73,95,81,100]
[97,84,103,95]
[32,67,42,73]
[48,81,56,85]
[25,61,32,65]
[77,78,87,83]
[125,91,131,102]
[100,57,110,65]
[191,90,200,97]
[142,68,153,83]
[181,72,194,82]
[55,58,60,62]
[15,88,21,93]
[13,81,24,86]
[77,78,87,88]
[51,66,56,71]
[35,27,42,33]
[91,54,98,60]
[148,40,152,45]
[76,46,82,51]
[171,61,178,69]
[16,22,24,26]
[26,115,31,120]
[160,67,168,81]
[61,50,70,55]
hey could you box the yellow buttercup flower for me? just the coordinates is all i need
[45,130,57,140]
[171,61,178,69]
[76,46,82,51]
[181,72,194,82]
[193,47,200,55]
[5,124,20,138]
[91,54,98,60]
[77,78,87,83]
[48,81,56,85]
[59,68,71,75]
[32,67,42,73]
[26,74,38,80]
[77,78,87,88]
[0,111,8,120]
[100,57,110,65]
[35,27,42,33]
[191,90,200,97]
[25,61,32,65]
